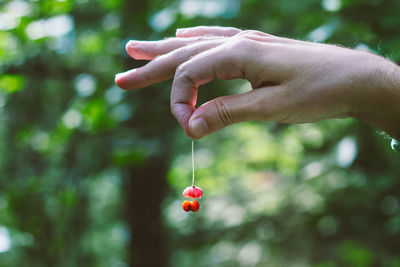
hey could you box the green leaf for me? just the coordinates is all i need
[0,75,25,94]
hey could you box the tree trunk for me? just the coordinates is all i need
[125,157,168,267]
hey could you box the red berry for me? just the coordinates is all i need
[182,186,203,199]
[182,200,191,212]
[190,200,200,212]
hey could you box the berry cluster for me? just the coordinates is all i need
[182,186,203,213]
[182,200,199,212]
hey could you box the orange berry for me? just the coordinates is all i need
[182,200,191,212]
[190,200,200,212]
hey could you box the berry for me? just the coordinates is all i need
[190,200,200,212]
[182,200,200,213]
[182,200,191,212]
[182,186,203,199]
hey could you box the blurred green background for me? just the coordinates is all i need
[1,0,400,266]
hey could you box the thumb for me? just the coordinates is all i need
[189,90,263,139]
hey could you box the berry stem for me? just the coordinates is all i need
[191,139,195,187]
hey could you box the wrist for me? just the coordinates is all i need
[351,55,400,140]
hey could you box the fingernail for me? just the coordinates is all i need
[116,69,136,78]
[126,40,143,49]
[115,69,136,82]
[126,40,134,48]
[115,72,126,80]
[190,118,208,138]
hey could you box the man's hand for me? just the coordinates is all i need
[115,26,400,139]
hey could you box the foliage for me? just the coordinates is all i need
[0,0,400,266]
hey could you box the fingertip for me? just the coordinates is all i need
[125,40,140,54]
[125,41,153,60]
[189,116,209,139]
[115,73,127,90]
[115,69,137,90]
[125,41,141,59]
[125,40,133,52]
[176,28,187,37]
[184,128,198,139]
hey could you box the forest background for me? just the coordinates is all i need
[1,0,400,266]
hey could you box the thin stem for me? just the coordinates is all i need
[191,139,195,187]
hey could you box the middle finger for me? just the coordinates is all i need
[126,36,227,60]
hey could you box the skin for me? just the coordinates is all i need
[115,26,400,140]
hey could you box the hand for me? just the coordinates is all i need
[115,26,400,139]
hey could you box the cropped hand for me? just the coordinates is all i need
[115,26,400,139]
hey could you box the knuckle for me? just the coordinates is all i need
[223,37,250,62]
[140,68,152,83]
[175,63,196,86]
[227,37,250,51]
[214,97,233,126]
[228,26,241,32]
[178,41,209,59]
[172,46,190,61]
[193,36,209,42]
[175,63,188,76]
[239,30,262,37]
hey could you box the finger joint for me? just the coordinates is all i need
[215,98,233,126]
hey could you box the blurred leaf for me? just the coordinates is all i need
[0,74,25,94]
[337,241,374,267]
